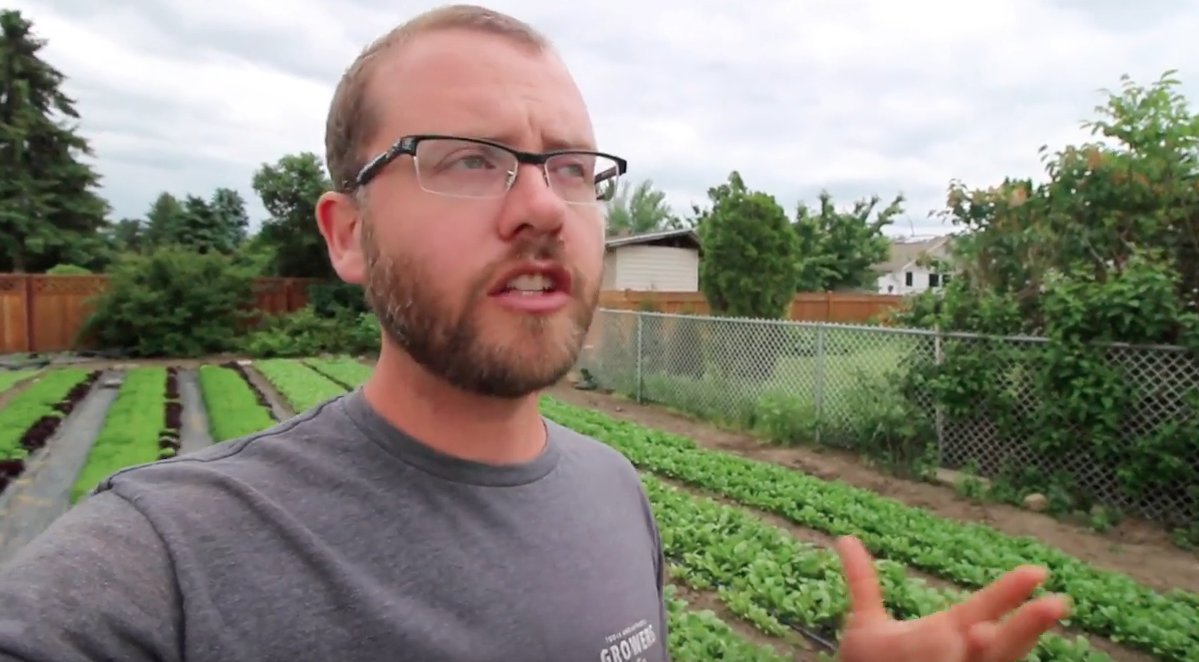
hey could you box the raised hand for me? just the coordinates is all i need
[834,535,1069,662]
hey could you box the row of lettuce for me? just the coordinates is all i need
[0,366,181,502]
[250,358,1197,662]
[538,398,1198,662]
[9,358,1187,661]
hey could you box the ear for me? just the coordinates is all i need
[316,190,365,284]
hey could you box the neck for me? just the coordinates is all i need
[360,342,547,465]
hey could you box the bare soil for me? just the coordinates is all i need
[547,384,1199,596]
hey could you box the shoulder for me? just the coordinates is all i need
[92,396,349,503]
[546,418,638,476]
[544,418,649,508]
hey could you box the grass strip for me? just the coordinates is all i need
[0,369,40,393]
[0,368,93,460]
[198,365,276,442]
[253,359,345,412]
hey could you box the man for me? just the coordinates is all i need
[0,5,1066,662]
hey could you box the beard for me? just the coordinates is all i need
[361,221,598,399]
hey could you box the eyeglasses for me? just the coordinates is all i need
[351,134,627,205]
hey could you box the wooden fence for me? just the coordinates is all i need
[0,274,314,354]
[598,290,905,323]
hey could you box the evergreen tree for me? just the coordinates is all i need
[0,10,108,272]
[142,192,185,248]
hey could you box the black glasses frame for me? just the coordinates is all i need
[350,134,629,200]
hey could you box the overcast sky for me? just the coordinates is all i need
[12,0,1199,236]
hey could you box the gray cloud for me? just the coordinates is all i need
[12,0,1199,234]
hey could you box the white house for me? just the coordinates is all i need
[602,228,701,291]
[875,235,955,295]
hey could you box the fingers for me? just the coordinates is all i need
[950,565,1048,627]
[967,595,1069,662]
[835,535,889,626]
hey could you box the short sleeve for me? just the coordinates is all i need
[0,492,182,662]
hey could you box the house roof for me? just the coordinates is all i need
[875,235,953,272]
[604,228,701,250]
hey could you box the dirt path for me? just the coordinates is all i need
[178,369,214,454]
[547,384,1199,595]
[242,363,295,419]
[0,370,120,563]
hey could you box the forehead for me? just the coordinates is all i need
[366,29,595,151]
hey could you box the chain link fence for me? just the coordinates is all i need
[575,308,1199,524]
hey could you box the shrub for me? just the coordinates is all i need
[79,247,254,357]
[46,263,91,275]
[241,306,379,357]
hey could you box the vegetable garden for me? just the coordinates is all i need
[0,357,1193,662]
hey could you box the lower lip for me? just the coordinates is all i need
[489,289,572,313]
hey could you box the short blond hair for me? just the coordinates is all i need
[324,4,551,192]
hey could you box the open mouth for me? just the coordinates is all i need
[489,264,572,297]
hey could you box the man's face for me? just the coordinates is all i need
[349,31,605,399]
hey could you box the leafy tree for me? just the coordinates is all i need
[0,10,108,272]
[697,171,799,318]
[605,178,684,236]
[793,191,902,291]
[694,172,800,382]
[251,152,333,279]
[896,71,1199,534]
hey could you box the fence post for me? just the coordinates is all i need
[813,322,826,444]
[934,327,945,465]
[634,313,644,403]
[22,275,33,353]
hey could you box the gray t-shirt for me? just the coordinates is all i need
[0,389,669,662]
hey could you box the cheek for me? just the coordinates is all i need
[397,213,493,295]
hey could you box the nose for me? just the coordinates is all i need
[495,162,568,240]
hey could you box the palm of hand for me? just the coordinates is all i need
[833,537,1068,662]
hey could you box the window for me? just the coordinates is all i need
[904,271,913,287]
[929,273,941,288]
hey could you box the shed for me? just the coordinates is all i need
[601,228,701,291]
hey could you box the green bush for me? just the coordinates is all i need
[241,306,379,357]
[79,248,254,357]
[307,280,368,319]
[46,263,91,275]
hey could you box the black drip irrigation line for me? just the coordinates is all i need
[303,361,354,391]
[664,552,840,654]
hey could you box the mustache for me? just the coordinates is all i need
[477,235,582,296]
[509,233,565,261]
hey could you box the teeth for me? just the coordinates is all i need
[506,273,553,292]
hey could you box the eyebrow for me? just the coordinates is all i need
[465,131,597,153]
